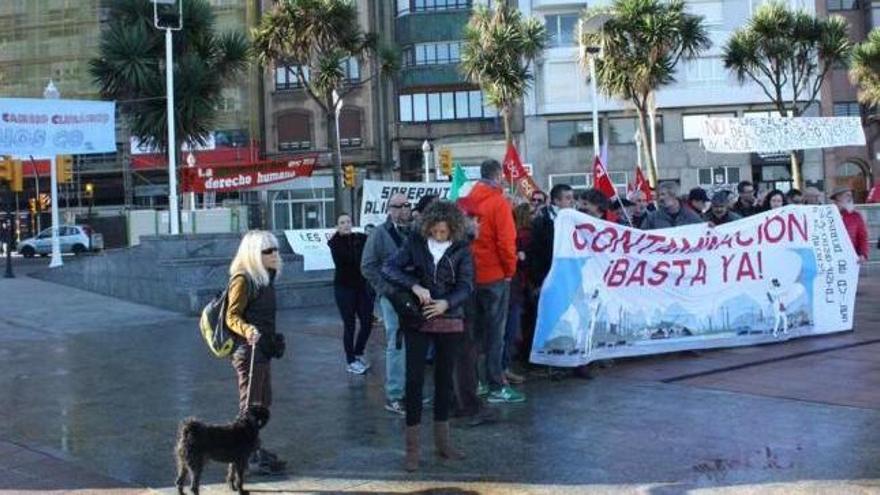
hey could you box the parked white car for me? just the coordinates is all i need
[18,225,104,258]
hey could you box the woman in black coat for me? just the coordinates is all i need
[382,201,474,472]
[328,213,374,375]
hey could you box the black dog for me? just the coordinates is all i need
[175,405,270,495]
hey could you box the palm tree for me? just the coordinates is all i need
[90,0,249,151]
[723,1,851,188]
[850,29,880,109]
[252,0,397,212]
[460,4,547,146]
[580,0,711,188]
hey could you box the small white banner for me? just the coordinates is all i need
[360,180,452,228]
[0,98,117,156]
[701,117,865,153]
[284,228,362,271]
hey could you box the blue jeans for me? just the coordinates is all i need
[476,280,510,391]
[379,296,405,402]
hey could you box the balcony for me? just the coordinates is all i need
[395,10,471,45]
[399,64,466,89]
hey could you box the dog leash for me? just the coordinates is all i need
[245,341,256,407]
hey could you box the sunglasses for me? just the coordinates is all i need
[261,247,278,255]
[389,203,412,209]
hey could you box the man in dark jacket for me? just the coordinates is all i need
[704,190,742,226]
[642,182,703,229]
[361,192,412,415]
[731,180,760,217]
[528,184,575,288]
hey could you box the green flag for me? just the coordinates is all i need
[449,163,468,200]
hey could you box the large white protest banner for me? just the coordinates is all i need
[701,117,865,153]
[0,98,117,156]
[360,180,451,227]
[530,206,860,367]
[284,228,363,271]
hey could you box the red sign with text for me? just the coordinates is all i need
[181,154,318,193]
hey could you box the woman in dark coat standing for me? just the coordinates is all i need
[382,201,475,472]
[328,213,374,375]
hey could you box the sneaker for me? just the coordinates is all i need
[487,386,526,404]
[356,355,371,370]
[467,406,500,427]
[504,369,526,384]
[248,449,286,475]
[477,382,490,397]
[384,399,405,416]
[346,361,366,375]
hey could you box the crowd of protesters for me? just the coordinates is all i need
[318,162,872,471]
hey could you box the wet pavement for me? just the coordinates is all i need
[0,266,879,494]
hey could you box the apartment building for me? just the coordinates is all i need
[519,0,822,196]
[818,0,879,202]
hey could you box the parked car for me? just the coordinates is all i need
[18,225,104,258]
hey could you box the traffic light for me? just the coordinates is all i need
[343,164,356,188]
[0,157,23,192]
[57,155,74,183]
[439,148,453,177]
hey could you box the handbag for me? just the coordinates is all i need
[387,289,426,328]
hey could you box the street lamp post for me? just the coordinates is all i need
[579,15,612,160]
[44,80,63,268]
[153,0,183,235]
[421,140,432,183]
[333,90,352,216]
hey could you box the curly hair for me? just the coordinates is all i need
[419,200,467,241]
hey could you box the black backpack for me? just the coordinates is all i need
[199,275,252,358]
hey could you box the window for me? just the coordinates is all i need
[342,57,360,82]
[276,112,312,151]
[545,14,579,47]
[339,108,363,148]
[682,112,736,141]
[743,109,785,119]
[833,101,861,117]
[403,41,464,66]
[398,90,495,122]
[397,0,471,15]
[548,120,601,148]
[608,116,664,144]
[275,65,309,91]
[827,0,858,10]
[698,166,741,187]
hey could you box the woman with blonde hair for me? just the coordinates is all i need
[225,230,287,474]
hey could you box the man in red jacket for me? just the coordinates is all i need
[830,187,869,263]
[458,159,525,403]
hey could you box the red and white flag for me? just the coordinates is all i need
[502,143,542,199]
[633,165,653,202]
[592,155,617,200]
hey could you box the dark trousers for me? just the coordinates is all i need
[454,296,481,416]
[404,328,461,427]
[334,285,374,364]
[503,297,522,371]
[232,346,272,414]
[519,291,539,364]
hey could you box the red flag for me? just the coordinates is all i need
[502,143,542,199]
[592,155,617,200]
[634,166,653,202]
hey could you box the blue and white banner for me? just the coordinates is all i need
[530,206,860,367]
[0,98,117,156]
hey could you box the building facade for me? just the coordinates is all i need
[520,0,822,196]
[818,0,879,202]
[388,0,514,182]
[0,0,260,216]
